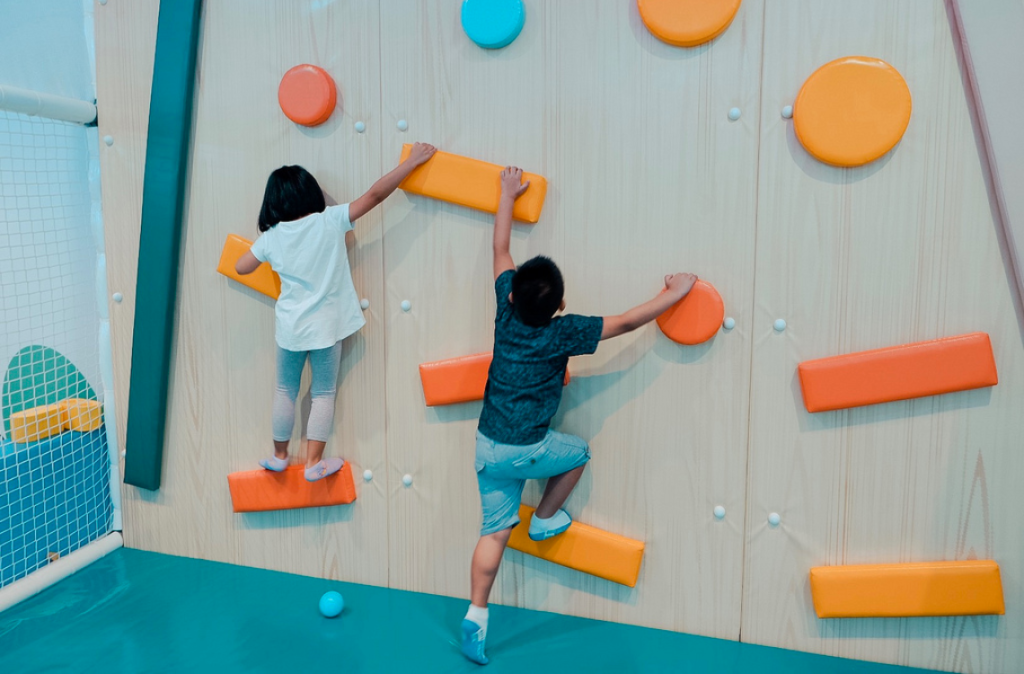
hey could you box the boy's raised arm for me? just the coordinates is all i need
[493,166,531,280]
[600,273,698,340]
[349,142,437,223]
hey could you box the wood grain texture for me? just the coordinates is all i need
[379,0,760,638]
[95,2,1024,670]
[99,0,389,585]
[743,2,1024,671]
[950,0,1024,314]
[94,0,160,490]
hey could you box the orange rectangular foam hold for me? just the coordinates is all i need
[9,404,65,443]
[419,353,493,406]
[227,463,357,513]
[419,353,570,407]
[60,398,104,432]
[398,144,548,223]
[216,234,281,300]
[507,505,645,587]
[809,560,1005,618]
[798,332,998,412]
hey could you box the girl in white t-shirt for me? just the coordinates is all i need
[236,143,437,481]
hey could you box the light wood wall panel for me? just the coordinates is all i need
[99,0,390,585]
[379,0,762,637]
[743,2,1024,672]
[95,2,1024,669]
[94,0,160,483]
[950,0,1024,312]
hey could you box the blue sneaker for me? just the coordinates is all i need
[528,508,572,541]
[461,619,489,665]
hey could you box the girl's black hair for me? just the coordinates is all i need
[258,165,326,232]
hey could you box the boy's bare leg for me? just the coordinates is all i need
[463,527,512,665]
[273,440,289,460]
[535,465,586,519]
[470,528,513,607]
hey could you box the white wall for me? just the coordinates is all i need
[0,0,95,100]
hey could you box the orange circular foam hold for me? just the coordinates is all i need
[637,0,742,47]
[278,64,337,127]
[656,280,725,346]
[793,57,912,167]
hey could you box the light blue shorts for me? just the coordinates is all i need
[475,430,591,536]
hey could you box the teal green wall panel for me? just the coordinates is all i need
[123,0,203,490]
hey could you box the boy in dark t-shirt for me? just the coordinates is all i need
[461,167,698,665]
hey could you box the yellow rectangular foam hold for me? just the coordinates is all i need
[507,505,645,587]
[60,398,104,432]
[216,234,281,300]
[9,404,65,443]
[398,144,548,223]
[809,560,1005,618]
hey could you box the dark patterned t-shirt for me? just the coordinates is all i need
[477,270,603,446]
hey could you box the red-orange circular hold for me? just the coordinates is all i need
[637,0,742,48]
[656,280,725,346]
[278,64,337,127]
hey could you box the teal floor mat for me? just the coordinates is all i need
[0,548,943,673]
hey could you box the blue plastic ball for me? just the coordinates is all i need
[319,591,344,618]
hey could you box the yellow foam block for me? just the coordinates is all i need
[217,234,281,300]
[507,505,645,587]
[60,398,104,432]
[9,404,64,443]
[809,561,1005,618]
[398,144,547,223]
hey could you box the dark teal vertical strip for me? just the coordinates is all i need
[123,0,203,490]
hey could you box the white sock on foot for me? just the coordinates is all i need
[465,604,489,635]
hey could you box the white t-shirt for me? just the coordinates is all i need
[250,204,365,352]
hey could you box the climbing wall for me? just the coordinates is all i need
[96,0,390,584]
[743,3,1024,670]
[94,1,1024,671]
[378,0,759,637]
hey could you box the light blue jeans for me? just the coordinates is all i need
[475,430,591,535]
[272,341,342,442]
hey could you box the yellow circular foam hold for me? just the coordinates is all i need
[793,56,912,167]
[637,0,742,47]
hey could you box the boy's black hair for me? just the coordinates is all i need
[258,165,326,232]
[511,256,564,327]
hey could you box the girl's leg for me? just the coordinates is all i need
[305,341,343,468]
[264,346,307,468]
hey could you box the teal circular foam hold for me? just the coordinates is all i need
[461,0,525,49]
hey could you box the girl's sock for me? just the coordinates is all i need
[304,457,344,482]
[259,455,288,472]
